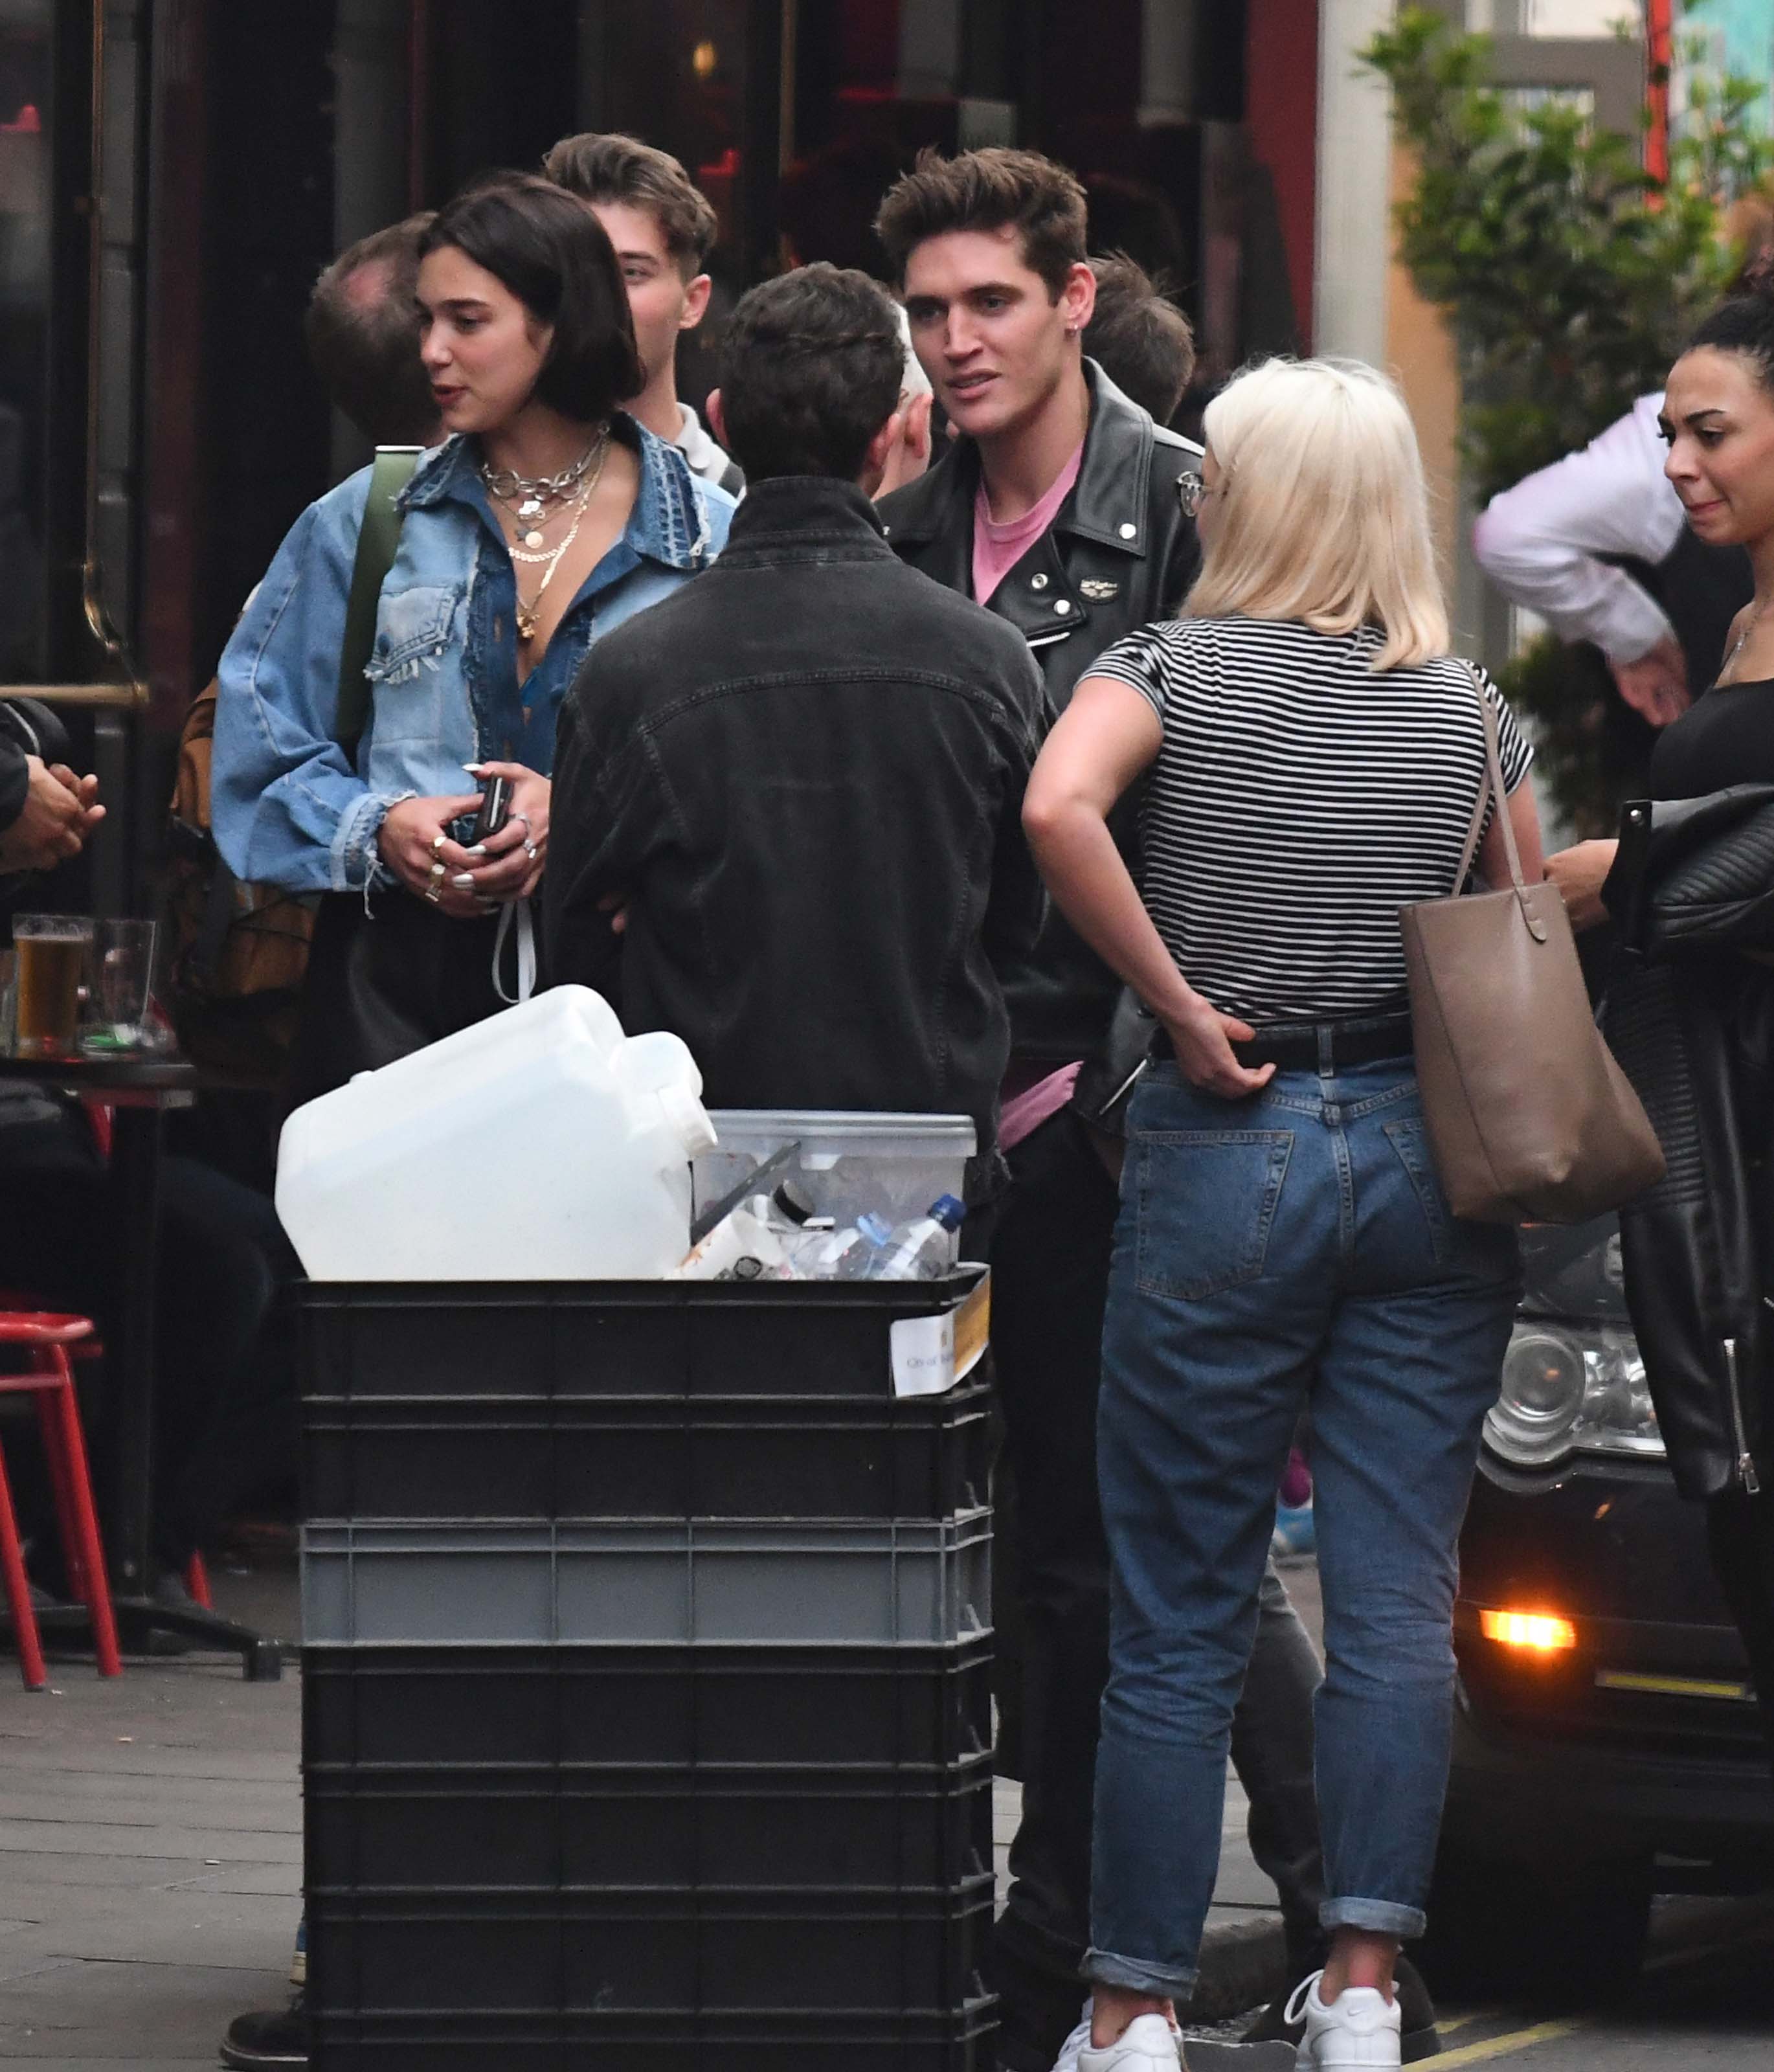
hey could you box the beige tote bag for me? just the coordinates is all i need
[1399,670,1665,1225]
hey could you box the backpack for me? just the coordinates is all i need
[162,447,421,1083]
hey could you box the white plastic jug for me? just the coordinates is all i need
[275,985,717,1280]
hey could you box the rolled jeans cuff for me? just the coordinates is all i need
[1320,1897,1424,1939]
[1083,1948,1197,1998]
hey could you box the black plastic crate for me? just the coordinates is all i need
[310,2000,996,2071]
[303,1640,993,1772]
[306,1753,993,1893]
[306,1876,993,2018]
[302,1515,991,1648]
[297,1272,987,1406]
[303,1382,990,1524]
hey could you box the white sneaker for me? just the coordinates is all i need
[1286,1970,1402,2069]
[1051,2002,1095,2072]
[1077,2010,1183,2072]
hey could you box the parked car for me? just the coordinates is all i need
[1430,1214,1774,1986]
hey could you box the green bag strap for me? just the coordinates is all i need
[335,445,423,758]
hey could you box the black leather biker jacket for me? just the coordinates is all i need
[878,361,1202,1070]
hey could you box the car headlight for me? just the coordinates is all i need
[1483,1322,1663,1468]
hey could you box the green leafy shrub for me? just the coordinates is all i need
[1364,6,1768,501]
[1363,9,1770,831]
[1493,630,1656,839]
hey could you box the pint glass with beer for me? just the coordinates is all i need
[12,915,92,1059]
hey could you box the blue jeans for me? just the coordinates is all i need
[1085,1060,1520,1997]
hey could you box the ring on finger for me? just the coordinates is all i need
[429,860,446,881]
[423,882,442,905]
[511,812,532,837]
[523,840,538,861]
[431,831,446,855]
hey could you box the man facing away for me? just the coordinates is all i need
[1080,250,1196,431]
[303,212,443,451]
[544,261,1046,1164]
[543,130,744,495]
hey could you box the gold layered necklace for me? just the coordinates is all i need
[480,425,612,645]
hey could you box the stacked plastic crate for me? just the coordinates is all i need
[298,1266,995,2071]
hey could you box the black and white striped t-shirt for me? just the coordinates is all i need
[1090,616,1535,1024]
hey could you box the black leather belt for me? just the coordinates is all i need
[1154,1010,1415,1074]
[1233,1011,1414,1072]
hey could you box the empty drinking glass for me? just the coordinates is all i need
[87,918,157,1049]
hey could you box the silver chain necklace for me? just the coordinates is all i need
[1720,599,1771,684]
[478,432,605,523]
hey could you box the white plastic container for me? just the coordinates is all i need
[276,986,717,1281]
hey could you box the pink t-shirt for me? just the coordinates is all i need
[999,1061,1083,1151]
[971,443,1084,606]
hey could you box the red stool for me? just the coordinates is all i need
[0,1311,122,1689]
[0,1286,217,1623]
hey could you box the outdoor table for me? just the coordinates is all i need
[0,1050,282,1679]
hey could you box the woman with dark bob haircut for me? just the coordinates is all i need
[419,174,643,423]
[212,171,735,1093]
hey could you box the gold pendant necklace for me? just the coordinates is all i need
[510,431,611,644]
[513,477,592,643]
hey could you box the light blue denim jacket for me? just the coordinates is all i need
[212,421,734,894]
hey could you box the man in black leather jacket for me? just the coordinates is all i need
[877,189,1200,1070]
[872,153,1360,2070]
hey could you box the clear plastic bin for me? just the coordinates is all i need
[697,1112,976,1232]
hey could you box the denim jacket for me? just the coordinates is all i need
[212,419,734,894]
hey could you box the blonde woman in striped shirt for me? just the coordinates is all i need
[1022,359,1542,2072]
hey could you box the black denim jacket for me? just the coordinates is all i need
[0,726,25,837]
[0,697,74,899]
[544,477,1050,1156]
[878,361,1202,1067]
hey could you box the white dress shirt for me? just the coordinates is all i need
[1472,392,1681,664]
[673,403,741,488]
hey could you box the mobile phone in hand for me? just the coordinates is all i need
[471,774,511,844]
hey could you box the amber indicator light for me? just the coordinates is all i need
[1479,1608,1578,1653]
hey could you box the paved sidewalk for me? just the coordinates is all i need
[0,1560,300,2067]
[0,1551,1312,2064]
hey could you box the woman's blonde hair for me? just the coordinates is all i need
[1188,357,1448,670]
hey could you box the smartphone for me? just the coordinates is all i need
[471,774,511,844]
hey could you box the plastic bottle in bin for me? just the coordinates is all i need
[787,1215,837,1275]
[870,1195,966,1279]
[807,1212,895,1280]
